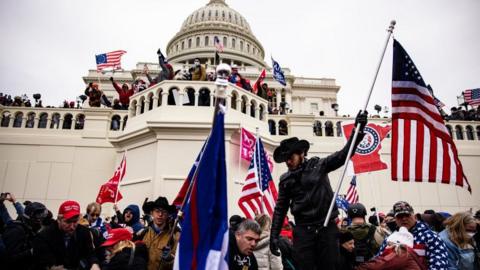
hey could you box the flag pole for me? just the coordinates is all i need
[113,150,126,205]
[323,20,396,227]
[166,64,230,251]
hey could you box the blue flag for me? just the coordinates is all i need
[271,57,287,86]
[174,110,229,270]
[336,195,350,213]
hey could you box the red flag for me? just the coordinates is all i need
[342,123,391,174]
[241,128,274,171]
[96,154,126,204]
[252,69,266,94]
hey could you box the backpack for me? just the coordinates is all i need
[350,224,377,264]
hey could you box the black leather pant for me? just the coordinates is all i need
[292,221,339,270]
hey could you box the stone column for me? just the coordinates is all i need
[162,92,169,106]
[153,96,159,109]
[255,107,260,119]
[59,118,64,129]
[194,92,199,106]
[236,98,241,111]
[145,99,151,111]
[210,93,214,107]
[226,94,231,108]
[136,103,141,116]
[46,118,52,129]
[33,117,39,129]
[246,103,251,116]
[276,90,281,110]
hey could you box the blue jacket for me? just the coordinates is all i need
[124,204,144,234]
[378,221,449,270]
[439,229,477,270]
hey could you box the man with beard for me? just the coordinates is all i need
[269,111,368,270]
[2,201,48,269]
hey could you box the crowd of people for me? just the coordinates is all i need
[445,107,480,121]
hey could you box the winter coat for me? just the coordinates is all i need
[336,246,355,270]
[253,230,283,270]
[228,231,259,270]
[271,132,364,239]
[347,223,380,264]
[102,247,147,270]
[2,219,36,269]
[85,86,102,107]
[439,229,478,270]
[142,223,180,270]
[32,222,99,270]
[357,246,427,270]
[111,81,134,107]
[378,222,448,270]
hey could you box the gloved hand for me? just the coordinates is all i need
[355,110,368,131]
[157,48,163,56]
[161,246,174,262]
[270,237,280,256]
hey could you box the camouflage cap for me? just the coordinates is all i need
[393,201,414,217]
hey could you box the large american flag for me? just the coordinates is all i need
[464,88,480,106]
[391,40,470,192]
[238,137,278,219]
[95,50,127,71]
[345,175,359,204]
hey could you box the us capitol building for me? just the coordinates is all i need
[1,0,479,216]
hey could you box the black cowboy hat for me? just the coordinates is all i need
[142,196,176,215]
[273,137,310,163]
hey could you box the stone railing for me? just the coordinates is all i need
[127,80,269,121]
[267,114,480,141]
[0,106,128,133]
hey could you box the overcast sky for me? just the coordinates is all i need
[1,0,479,115]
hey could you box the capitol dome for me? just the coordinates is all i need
[166,0,265,68]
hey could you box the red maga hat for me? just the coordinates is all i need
[101,228,132,247]
[58,200,80,220]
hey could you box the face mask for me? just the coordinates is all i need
[466,232,475,238]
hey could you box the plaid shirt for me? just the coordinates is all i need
[378,222,448,270]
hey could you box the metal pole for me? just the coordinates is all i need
[323,20,396,227]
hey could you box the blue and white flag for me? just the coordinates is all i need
[336,195,350,213]
[174,110,229,270]
[271,57,287,86]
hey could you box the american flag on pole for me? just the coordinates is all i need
[391,40,470,192]
[345,176,359,204]
[214,36,224,52]
[464,88,480,106]
[95,50,127,71]
[238,137,278,219]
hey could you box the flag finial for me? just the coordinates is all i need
[208,0,227,6]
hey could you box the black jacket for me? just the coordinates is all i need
[228,231,258,270]
[32,222,99,270]
[271,131,364,238]
[2,220,37,270]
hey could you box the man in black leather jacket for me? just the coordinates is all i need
[269,111,368,270]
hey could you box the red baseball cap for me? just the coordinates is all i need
[101,228,132,247]
[58,200,81,220]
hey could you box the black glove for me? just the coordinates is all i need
[270,237,280,256]
[157,48,163,56]
[355,110,368,131]
[161,246,174,262]
[109,77,114,82]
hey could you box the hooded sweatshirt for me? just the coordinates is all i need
[124,204,144,234]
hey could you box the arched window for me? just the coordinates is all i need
[157,89,163,107]
[231,92,238,110]
[188,38,192,48]
[62,114,73,129]
[13,112,23,128]
[1,111,11,127]
[196,37,200,47]
[223,36,227,47]
[148,94,154,111]
[279,120,288,135]
[111,115,121,131]
[176,44,178,52]
[268,120,276,135]
[130,100,138,117]
[25,112,35,128]
[336,121,343,137]
[50,113,60,129]
[139,97,145,114]
[181,41,185,50]
[75,114,85,130]
[168,88,179,105]
[455,125,464,140]
[259,105,265,120]
[122,116,128,130]
[198,88,211,106]
[232,38,236,49]
[466,125,474,140]
[247,44,250,53]
[241,96,247,114]
[250,100,256,117]
[240,41,244,51]
[325,121,334,137]
[185,88,195,106]
[38,113,48,128]
[314,121,323,136]
[205,36,209,46]
[446,125,453,137]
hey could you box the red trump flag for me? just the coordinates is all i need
[96,154,126,204]
[343,123,391,174]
